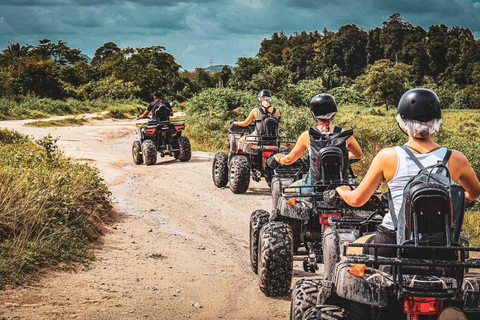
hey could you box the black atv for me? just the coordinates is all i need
[290,188,480,320]
[250,146,384,297]
[212,121,295,194]
[132,106,191,165]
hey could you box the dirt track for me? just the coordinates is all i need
[0,116,310,319]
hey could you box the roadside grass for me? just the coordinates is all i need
[0,130,112,288]
[24,116,88,127]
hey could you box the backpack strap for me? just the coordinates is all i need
[333,126,342,134]
[387,189,398,230]
[400,145,425,170]
[442,149,452,165]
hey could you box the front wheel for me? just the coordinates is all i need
[290,278,322,320]
[258,221,293,297]
[142,139,157,166]
[229,155,250,194]
[249,209,269,274]
[132,140,143,165]
[322,227,340,282]
[178,136,191,162]
[212,151,229,188]
[304,305,349,320]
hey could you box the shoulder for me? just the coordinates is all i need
[374,147,397,163]
[449,149,470,167]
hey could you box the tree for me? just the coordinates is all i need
[380,13,413,62]
[219,65,232,87]
[228,57,269,90]
[357,59,412,110]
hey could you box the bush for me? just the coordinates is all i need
[0,129,112,287]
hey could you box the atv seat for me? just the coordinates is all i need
[317,146,345,185]
[153,104,170,122]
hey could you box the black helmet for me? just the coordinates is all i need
[397,88,441,121]
[310,94,337,119]
[258,89,272,101]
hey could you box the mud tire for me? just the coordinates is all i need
[249,209,270,274]
[258,221,293,297]
[290,278,322,320]
[178,136,191,162]
[212,151,229,188]
[303,305,349,320]
[132,140,143,165]
[322,227,340,281]
[229,155,250,194]
[142,139,157,166]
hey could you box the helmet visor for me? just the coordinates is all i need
[315,112,336,120]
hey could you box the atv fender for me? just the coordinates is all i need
[334,261,388,307]
[463,275,480,312]
[276,197,311,221]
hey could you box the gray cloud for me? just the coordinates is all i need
[0,0,478,69]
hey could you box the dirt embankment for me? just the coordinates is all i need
[0,117,306,319]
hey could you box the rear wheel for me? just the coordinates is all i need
[142,139,157,165]
[178,136,191,162]
[290,278,322,320]
[249,210,269,273]
[132,140,143,165]
[258,221,293,297]
[229,155,250,194]
[212,152,229,188]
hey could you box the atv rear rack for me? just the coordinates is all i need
[344,242,480,298]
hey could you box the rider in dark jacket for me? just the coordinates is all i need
[139,91,173,121]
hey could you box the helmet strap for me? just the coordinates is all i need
[397,121,408,136]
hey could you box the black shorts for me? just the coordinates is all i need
[365,225,397,257]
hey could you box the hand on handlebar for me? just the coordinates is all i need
[267,156,280,169]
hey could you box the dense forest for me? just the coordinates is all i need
[0,13,479,111]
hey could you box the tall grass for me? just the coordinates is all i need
[0,130,112,287]
[0,96,144,120]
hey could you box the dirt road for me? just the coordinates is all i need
[0,116,308,319]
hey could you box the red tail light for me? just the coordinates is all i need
[174,125,185,130]
[145,128,156,133]
[319,213,341,226]
[403,297,443,316]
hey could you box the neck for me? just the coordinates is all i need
[406,135,440,152]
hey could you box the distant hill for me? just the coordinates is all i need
[80,53,92,63]
[205,64,233,73]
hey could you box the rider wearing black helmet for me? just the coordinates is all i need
[270,93,362,185]
[336,88,480,256]
[232,89,279,131]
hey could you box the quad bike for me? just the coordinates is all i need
[212,121,295,194]
[290,186,480,320]
[250,145,386,297]
[132,105,191,165]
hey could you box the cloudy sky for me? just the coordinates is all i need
[1,0,480,70]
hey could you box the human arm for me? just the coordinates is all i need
[336,148,396,207]
[450,150,480,202]
[139,109,150,119]
[233,109,257,127]
[347,136,362,159]
[273,131,309,165]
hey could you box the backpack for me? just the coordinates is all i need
[392,146,465,245]
[255,107,279,137]
[308,127,352,185]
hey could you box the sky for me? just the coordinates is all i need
[1,0,480,70]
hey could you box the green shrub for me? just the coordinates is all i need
[0,129,111,288]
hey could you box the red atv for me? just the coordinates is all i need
[212,121,293,194]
